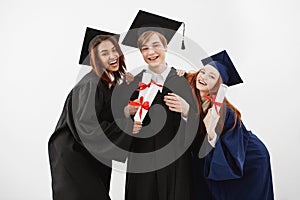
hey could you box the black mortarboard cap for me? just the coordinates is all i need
[201,50,243,86]
[122,10,185,49]
[79,27,120,66]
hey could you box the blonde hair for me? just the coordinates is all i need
[137,31,167,50]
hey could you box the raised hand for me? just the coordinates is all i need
[176,69,186,77]
[132,121,142,134]
[124,99,139,118]
[203,108,220,140]
[164,93,190,117]
[125,72,134,85]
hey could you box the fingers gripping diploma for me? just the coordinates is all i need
[203,108,220,142]
[124,99,139,118]
[123,99,142,134]
[164,93,190,118]
[133,121,142,134]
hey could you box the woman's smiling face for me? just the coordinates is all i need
[196,65,220,93]
[97,40,120,72]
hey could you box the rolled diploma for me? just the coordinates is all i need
[138,72,152,99]
[134,84,160,123]
[211,83,228,118]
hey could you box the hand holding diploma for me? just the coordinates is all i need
[204,108,220,141]
[204,84,228,144]
[123,72,153,118]
[133,121,142,134]
[206,84,228,118]
[124,99,139,118]
[130,84,161,134]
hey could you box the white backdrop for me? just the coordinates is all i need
[1,0,299,199]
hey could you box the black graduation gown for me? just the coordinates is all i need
[48,71,131,200]
[114,68,199,200]
[192,108,274,200]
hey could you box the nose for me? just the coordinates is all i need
[202,74,208,81]
[109,51,118,59]
[147,47,155,54]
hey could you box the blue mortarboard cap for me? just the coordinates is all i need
[79,27,120,66]
[201,50,243,86]
[122,10,185,49]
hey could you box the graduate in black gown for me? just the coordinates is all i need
[172,50,274,200]
[48,29,131,200]
[116,11,199,200]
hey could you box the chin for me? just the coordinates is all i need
[196,84,207,92]
[149,61,163,67]
[108,65,119,72]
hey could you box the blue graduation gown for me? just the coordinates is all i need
[192,108,274,200]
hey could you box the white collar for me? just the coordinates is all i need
[146,65,171,84]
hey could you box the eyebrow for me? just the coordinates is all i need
[152,41,161,44]
[142,41,161,47]
[201,68,217,76]
[100,46,116,53]
[208,72,217,76]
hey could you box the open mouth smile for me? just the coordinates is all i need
[109,59,118,65]
[198,79,207,86]
[148,56,159,61]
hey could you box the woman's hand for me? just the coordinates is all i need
[125,72,134,85]
[133,121,142,134]
[124,99,139,118]
[203,108,220,140]
[176,69,186,77]
[164,93,190,117]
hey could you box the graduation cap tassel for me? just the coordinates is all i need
[181,22,185,50]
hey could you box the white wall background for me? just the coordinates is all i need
[0,0,299,199]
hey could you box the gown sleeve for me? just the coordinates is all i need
[204,108,250,180]
[68,79,131,162]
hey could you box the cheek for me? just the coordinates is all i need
[141,52,148,59]
[99,56,107,64]
[158,49,166,57]
[196,73,202,80]
[207,80,217,90]
[196,82,200,90]
[115,52,120,58]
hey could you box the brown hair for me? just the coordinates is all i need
[89,35,126,86]
[186,70,242,132]
[137,31,167,50]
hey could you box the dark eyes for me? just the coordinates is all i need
[199,70,215,79]
[141,44,163,51]
[100,48,117,56]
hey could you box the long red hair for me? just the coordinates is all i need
[89,35,126,86]
[186,71,241,132]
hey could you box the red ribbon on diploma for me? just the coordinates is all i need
[129,96,150,119]
[204,95,222,115]
[137,80,163,91]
